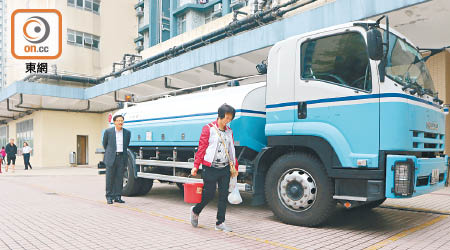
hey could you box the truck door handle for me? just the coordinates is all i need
[298,102,307,119]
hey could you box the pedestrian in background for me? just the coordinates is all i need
[0,147,2,173]
[103,114,131,204]
[5,139,17,173]
[22,142,32,170]
[1,146,5,165]
[190,103,239,232]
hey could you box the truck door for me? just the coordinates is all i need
[265,40,297,137]
[294,28,380,168]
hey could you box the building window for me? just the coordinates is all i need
[67,29,100,50]
[76,31,83,45]
[178,14,186,34]
[92,37,99,49]
[0,126,7,149]
[84,33,93,48]
[67,29,75,43]
[93,0,100,13]
[68,0,100,14]
[301,32,372,91]
[85,0,92,11]
[17,119,33,155]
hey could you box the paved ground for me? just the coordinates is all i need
[1,166,449,250]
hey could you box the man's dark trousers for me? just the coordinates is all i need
[193,165,230,225]
[106,153,125,200]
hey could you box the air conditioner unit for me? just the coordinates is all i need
[135,40,143,51]
[213,3,222,12]
[230,0,245,8]
[136,10,144,17]
[212,3,222,17]
[135,45,143,52]
[136,6,144,17]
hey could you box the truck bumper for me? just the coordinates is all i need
[385,155,448,198]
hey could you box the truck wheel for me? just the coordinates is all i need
[265,153,335,226]
[121,153,141,196]
[358,198,386,210]
[137,179,153,196]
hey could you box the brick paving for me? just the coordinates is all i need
[383,187,450,214]
[0,167,450,250]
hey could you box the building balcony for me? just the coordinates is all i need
[173,0,221,15]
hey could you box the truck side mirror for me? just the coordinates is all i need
[367,29,383,61]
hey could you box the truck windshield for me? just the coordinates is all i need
[385,31,435,93]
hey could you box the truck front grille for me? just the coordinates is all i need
[412,130,444,151]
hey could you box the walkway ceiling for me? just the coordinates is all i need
[371,0,450,48]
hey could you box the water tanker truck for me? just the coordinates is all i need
[102,19,449,226]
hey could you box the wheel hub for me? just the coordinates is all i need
[279,170,317,211]
[287,182,303,200]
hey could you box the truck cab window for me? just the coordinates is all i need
[301,32,372,91]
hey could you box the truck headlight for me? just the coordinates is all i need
[393,159,415,196]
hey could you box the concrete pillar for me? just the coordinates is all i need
[170,0,178,37]
[426,51,450,146]
[425,49,450,185]
[149,1,158,46]
[222,0,231,16]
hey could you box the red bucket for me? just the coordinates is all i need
[184,183,204,203]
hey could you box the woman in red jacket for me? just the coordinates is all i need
[190,103,239,232]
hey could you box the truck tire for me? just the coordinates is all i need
[265,153,335,226]
[121,152,142,196]
[137,179,153,196]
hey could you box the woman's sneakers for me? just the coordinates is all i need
[190,206,199,227]
[215,223,232,232]
[190,206,232,232]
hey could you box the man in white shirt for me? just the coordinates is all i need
[102,115,131,204]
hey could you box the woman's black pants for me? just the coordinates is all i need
[23,153,32,169]
[193,165,230,225]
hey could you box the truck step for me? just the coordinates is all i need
[137,172,252,192]
[333,195,368,201]
[135,159,247,173]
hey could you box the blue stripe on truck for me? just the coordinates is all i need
[266,93,441,109]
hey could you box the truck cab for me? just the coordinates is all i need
[258,20,448,225]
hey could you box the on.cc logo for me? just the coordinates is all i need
[11,9,61,60]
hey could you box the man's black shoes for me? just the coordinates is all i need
[114,198,125,203]
[106,197,124,204]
